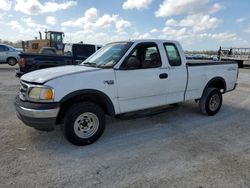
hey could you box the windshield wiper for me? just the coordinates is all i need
[96,64,112,68]
[82,62,97,67]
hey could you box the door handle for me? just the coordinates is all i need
[159,73,168,79]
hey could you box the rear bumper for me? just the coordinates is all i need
[15,96,60,131]
[226,83,238,93]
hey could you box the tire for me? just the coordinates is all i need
[62,102,105,146]
[199,87,222,116]
[7,57,17,66]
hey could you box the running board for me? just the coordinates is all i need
[117,104,179,120]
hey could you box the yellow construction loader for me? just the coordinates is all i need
[22,31,65,55]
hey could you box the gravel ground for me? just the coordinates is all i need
[0,64,250,188]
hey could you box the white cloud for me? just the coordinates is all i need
[96,14,118,28]
[155,0,223,18]
[179,14,221,32]
[84,7,99,22]
[150,28,158,33]
[21,17,48,30]
[61,8,98,27]
[0,0,12,11]
[116,19,131,33]
[7,22,35,39]
[7,18,49,40]
[161,24,238,43]
[155,0,209,17]
[46,16,56,25]
[122,0,153,10]
[236,17,246,23]
[162,27,189,40]
[14,0,77,15]
[64,31,129,44]
[131,32,152,39]
[199,32,238,41]
[62,8,131,34]
[244,27,250,33]
[209,3,223,14]
[8,21,23,32]
[165,19,177,26]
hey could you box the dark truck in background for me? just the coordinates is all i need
[16,43,102,77]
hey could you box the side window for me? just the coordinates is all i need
[0,45,9,52]
[0,45,4,52]
[164,43,181,66]
[124,43,161,69]
[4,46,9,51]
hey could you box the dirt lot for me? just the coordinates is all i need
[0,64,250,188]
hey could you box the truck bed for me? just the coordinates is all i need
[185,60,238,101]
[16,53,74,77]
[187,60,237,66]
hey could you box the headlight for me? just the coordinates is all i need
[28,86,54,102]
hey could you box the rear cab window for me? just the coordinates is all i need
[164,43,182,66]
[75,44,96,59]
[64,44,73,56]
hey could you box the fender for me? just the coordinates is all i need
[60,89,115,116]
[202,77,227,96]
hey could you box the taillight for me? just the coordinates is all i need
[19,58,25,68]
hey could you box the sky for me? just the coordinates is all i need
[0,0,250,50]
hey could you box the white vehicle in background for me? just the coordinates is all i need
[15,39,238,145]
[0,44,21,66]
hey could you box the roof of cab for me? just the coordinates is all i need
[108,39,179,44]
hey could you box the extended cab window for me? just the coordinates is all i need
[123,43,161,69]
[164,43,181,66]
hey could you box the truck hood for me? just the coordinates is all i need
[21,65,101,84]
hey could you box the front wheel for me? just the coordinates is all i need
[199,87,222,116]
[62,102,105,146]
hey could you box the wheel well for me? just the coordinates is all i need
[7,57,17,61]
[56,92,115,124]
[204,77,226,94]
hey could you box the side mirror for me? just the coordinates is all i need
[124,56,140,69]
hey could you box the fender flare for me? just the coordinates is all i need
[60,89,115,116]
[202,77,227,97]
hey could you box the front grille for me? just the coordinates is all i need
[19,82,28,101]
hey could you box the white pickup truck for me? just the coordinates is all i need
[15,40,238,145]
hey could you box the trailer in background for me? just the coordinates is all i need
[218,47,250,68]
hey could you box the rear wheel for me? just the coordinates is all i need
[7,57,17,66]
[62,102,105,146]
[199,87,222,116]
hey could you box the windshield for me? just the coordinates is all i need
[81,42,132,68]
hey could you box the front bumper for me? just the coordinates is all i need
[15,96,60,131]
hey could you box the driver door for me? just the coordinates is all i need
[115,42,170,113]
